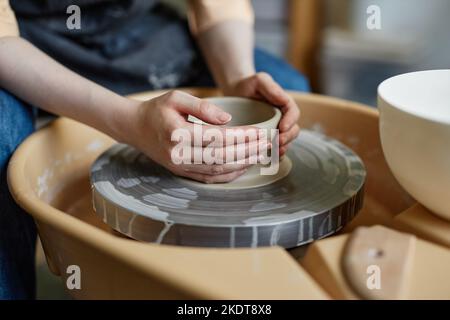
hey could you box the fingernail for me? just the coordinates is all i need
[219,112,232,123]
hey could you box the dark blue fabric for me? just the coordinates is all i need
[12,0,310,95]
[254,48,310,92]
[189,48,310,93]
[14,3,200,95]
[0,89,37,300]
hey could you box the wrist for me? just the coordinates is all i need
[221,70,255,95]
[108,97,141,145]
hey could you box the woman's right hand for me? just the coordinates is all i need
[118,90,269,183]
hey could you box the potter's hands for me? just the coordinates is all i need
[123,90,267,183]
[225,72,300,156]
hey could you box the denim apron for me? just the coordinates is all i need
[10,0,209,94]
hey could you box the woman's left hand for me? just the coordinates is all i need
[224,72,300,156]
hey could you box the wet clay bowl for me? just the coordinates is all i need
[379,70,450,221]
[203,97,281,128]
[8,89,414,299]
[186,97,285,189]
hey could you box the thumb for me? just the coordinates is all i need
[169,91,232,125]
[195,100,232,125]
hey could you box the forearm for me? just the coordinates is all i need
[196,20,255,93]
[0,36,136,142]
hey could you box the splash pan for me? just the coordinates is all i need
[7,89,414,299]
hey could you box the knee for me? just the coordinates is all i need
[0,89,35,169]
[254,48,311,92]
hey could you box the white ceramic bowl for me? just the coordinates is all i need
[378,70,450,221]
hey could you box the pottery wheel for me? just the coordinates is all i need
[90,130,366,248]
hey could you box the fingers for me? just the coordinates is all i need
[182,123,262,147]
[163,90,231,125]
[279,124,300,146]
[252,73,301,133]
[182,161,254,175]
[278,124,299,156]
[176,168,248,184]
[171,140,271,165]
[204,139,270,163]
[255,72,290,106]
[159,88,299,181]
[278,98,300,132]
[279,143,289,157]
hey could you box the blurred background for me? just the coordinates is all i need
[252,0,450,106]
[35,0,450,299]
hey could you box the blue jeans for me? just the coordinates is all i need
[255,48,310,91]
[0,90,36,300]
[0,49,308,300]
[191,48,311,92]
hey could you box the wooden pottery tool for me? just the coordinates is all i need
[301,225,450,299]
[342,225,416,299]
